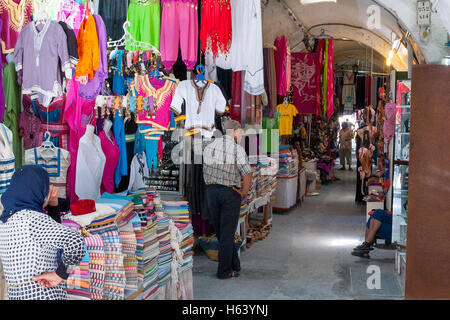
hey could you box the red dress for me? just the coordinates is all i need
[200,0,232,60]
[99,130,120,195]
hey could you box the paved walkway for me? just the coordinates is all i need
[192,166,403,299]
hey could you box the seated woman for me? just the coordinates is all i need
[351,209,393,259]
[0,165,85,300]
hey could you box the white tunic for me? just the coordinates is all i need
[171,80,226,139]
[205,0,264,95]
[75,132,106,200]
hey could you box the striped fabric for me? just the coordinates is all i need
[85,235,105,300]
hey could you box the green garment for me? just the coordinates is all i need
[126,0,161,50]
[2,63,22,168]
[262,117,279,154]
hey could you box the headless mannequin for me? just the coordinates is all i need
[103,119,113,142]
[84,124,95,142]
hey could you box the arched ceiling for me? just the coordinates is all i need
[262,0,449,71]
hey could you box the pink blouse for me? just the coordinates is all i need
[99,130,120,194]
[0,0,33,54]
[136,78,177,130]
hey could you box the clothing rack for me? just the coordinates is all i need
[107,21,161,55]
[313,28,334,39]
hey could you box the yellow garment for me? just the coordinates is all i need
[276,103,298,136]
[300,127,307,140]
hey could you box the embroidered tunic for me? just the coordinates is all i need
[14,20,71,107]
[171,80,226,138]
[0,0,33,54]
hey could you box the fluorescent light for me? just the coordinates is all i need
[388,50,394,59]
[386,57,391,66]
[300,0,337,4]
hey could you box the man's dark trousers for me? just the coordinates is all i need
[205,184,241,277]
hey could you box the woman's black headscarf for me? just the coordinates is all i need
[0,165,50,223]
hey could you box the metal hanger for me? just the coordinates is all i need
[314,28,334,39]
[107,21,161,55]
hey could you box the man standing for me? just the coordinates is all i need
[203,119,252,279]
[339,122,353,170]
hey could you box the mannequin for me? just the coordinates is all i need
[75,124,106,200]
[103,118,113,142]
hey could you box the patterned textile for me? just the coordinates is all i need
[66,245,90,300]
[291,52,319,115]
[203,135,252,188]
[85,235,105,300]
[0,210,85,300]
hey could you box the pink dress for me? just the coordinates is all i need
[274,36,287,97]
[99,130,120,194]
[64,79,96,202]
[18,106,41,149]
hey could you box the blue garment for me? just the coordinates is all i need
[113,110,128,188]
[112,50,126,95]
[137,124,162,170]
[0,165,50,223]
[366,209,393,244]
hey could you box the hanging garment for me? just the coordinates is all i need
[75,129,106,200]
[263,48,277,118]
[24,147,71,199]
[342,72,355,111]
[128,151,150,192]
[98,0,128,41]
[14,20,71,107]
[207,0,263,95]
[57,0,85,37]
[326,39,334,121]
[171,80,226,138]
[111,50,126,95]
[116,115,138,193]
[99,130,120,195]
[58,21,79,67]
[126,0,160,50]
[18,104,41,149]
[160,0,198,70]
[24,95,70,150]
[2,61,22,168]
[286,45,292,93]
[0,124,15,194]
[78,14,108,101]
[33,0,60,20]
[229,71,242,122]
[113,109,127,188]
[64,79,97,202]
[0,0,33,54]
[274,36,288,97]
[200,0,231,60]
[75,14,99,80]
[290,52,319,115]
[355,75,366,110]
[383,102,396,147]
[276,103,298,136]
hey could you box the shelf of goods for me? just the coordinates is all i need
[273,148,299,211]
[241,156,278,248]
[60,189,194,300]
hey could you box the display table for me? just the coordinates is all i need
[273,174,298,212]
